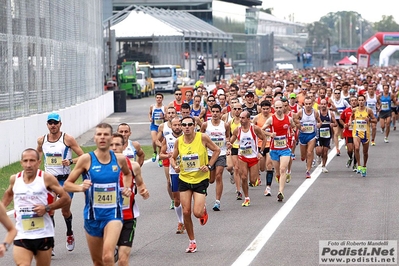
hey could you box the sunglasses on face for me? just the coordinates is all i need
[233,107,242,110]
[47,120,59,125]
[181,122,194,127]
[175,93,182,96]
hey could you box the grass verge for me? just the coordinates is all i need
[0,145,153,210]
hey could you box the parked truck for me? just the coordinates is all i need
[151,65,178,94]
[117,61,141,99]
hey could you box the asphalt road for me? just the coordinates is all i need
[1,95,398,265]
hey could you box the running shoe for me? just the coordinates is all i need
[306,171,311,179]
[357,166,362,174]
[381,128,384,134]
[361,167,367,177]
[236,191,243,200]
[275,175,280,183]
[277,192,284,202]
[199,206,208,225]
[322,167,329,173]
[286,172,291,183]
[151,152,157,162]
[371,141,376,146]
[353,164,357,172]
[52,248,55,257]
[346,159,352,168]
[158,159,163,167]
[242,198,250,207]
[264,186,271,196]
[213,201,221,211]
[176,223,185,234]
[229,170,235,184]
[394,126,397,131]
[185,242,197,253]
[170,200,175,210]
[384,137,389,143]
[291,153,296,160]
[66,234,75,251]
[312,159,316,167]
[336,149,340,156]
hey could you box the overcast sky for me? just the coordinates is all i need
[263,0,399,24]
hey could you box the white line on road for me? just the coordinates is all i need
[231,139,345,266]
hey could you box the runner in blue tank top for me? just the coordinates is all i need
[64,123,136,266]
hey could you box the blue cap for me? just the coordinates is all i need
[47,112,61,122]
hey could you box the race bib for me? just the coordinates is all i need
[154,114,163,125]
[122,195,130,210]
[239,146,252,155]
[273,135,287,148]
[182,154,200,172]
[45,153,63,166]
[367,103,376,112]
[319,127,331,138]
[21,213,44,232]
[211,137,225,148]
[349,121,354,131]
[93,183,117,208]
[126,154,136,163]
[381,102,389,111]
[302,122,314,133]
[355,120,367,131]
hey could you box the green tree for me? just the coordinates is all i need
[306,21,331,50]
[374,15,399,32]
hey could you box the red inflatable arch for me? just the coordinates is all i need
[357,32,399,67]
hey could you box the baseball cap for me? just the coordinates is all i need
[47,112,61,122]
[349,89,356,94]
[289,93,297,99]
[245,91,254,97]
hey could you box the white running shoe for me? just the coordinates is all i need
[66,235,75,251]
[322,167,329,173]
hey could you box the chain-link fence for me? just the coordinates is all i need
[0,0,104,121]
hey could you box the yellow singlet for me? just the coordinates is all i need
[178,132,209,184]
[230,118,241,149]
[352,108,370,142]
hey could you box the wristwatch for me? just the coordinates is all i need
[69,159,74,165]
[45,205,51,213]
[2,242,10,251]
[207,164,212,170]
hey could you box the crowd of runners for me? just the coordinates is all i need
[1,66,398,264]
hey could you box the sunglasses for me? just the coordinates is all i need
[208,99,215,102]
[47,120,60,125]
[233,108,242,110]
[181,122,194,127]
[175,93,182,96]
[334,92,340,94]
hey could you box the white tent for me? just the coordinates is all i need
[348,55,357,63]
[111,11,183,38]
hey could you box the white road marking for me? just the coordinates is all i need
[231,139,345,266]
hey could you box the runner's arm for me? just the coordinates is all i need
[132,141,145,166]
[37,173,71,215]
[0,202,17,256]
[1,175,16,208]
[202,134,220,167]
[64,153,91,192]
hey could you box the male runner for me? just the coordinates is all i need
[2,149,70,266]
[64,123,140,266]
[36,112,84,252]
[171,117,220,253]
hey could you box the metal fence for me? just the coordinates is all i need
[0,0,104,121]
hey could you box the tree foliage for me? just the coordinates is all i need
[373,15,399,32]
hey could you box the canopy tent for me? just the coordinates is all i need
[348,55,357,63]
[111,11,183,38]
[335,56,357,66]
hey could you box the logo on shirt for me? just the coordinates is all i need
[112,165,118,172]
